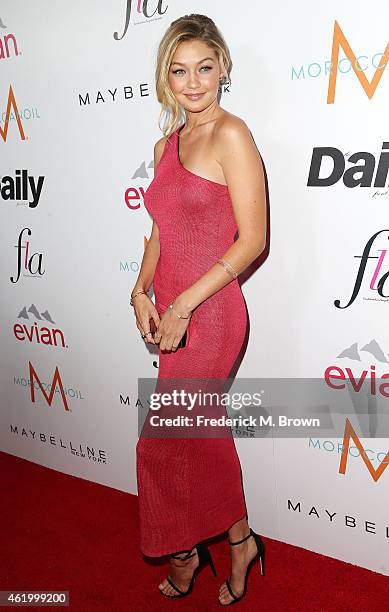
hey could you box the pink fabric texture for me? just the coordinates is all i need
[136,126,248,557]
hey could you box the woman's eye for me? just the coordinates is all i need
[171,65,213,75]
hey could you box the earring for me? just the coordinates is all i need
[218,75,227,92]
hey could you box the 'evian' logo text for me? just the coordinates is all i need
[325,363,389,398]
[14,304,67,349]
[114,0,168,40]
[0,16,19,60]
[334,230,389,308]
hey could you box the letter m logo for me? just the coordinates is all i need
[0,85,26,141]
[327,20,389,103]
[339,418,389,482]
[29,361,70,411]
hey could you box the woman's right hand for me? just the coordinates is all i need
[131,292,160,344]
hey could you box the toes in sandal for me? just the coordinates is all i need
[160,542,217,598]
[220,528,265,606]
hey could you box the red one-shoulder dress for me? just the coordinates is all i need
[136,125,248,556]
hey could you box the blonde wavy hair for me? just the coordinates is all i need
[155,14,232,137]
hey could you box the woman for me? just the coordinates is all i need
[131,13,267,606]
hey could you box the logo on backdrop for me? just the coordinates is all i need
[325,337,389,399]
[0,85,40,141]
[1,170,45,207]
[327,20,389,103]
[125,158,154,209]
[28,361,71,411]
[13,304,68,349]
[10,227,45,284]
[119,259,140,273]
[1,85,26,141]
[334,229,389,308]
[78,82,149,108]
[119,159,153,272]
[291,20,389,102]
[113,0,168,40]
[0,15,20,61]
[287,499,389,539]
[318,338,389,482]
[14,362,85,412]
[308,142,389,196]
[12,363,102,463]
[9,422,107,463]
[336,338,389,363]
[339,418,389,482]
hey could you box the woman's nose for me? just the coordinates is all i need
[187,72,201,88]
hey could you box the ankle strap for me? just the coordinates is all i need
[228,529,252,546]
[170,547,196,560]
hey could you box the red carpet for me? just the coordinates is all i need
[2,450,389,611]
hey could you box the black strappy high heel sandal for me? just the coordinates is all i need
[160,542,217,598]
[219,528,265,606]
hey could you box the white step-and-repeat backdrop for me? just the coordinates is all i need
[1,1,388,575]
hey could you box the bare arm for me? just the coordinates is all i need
[131,136,167,296]
[174,117,266,316]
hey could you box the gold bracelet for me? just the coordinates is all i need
[168,303,192,319]
[130,290,147,306]
[217,259,238,279]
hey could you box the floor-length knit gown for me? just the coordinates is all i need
[136,124,248,557]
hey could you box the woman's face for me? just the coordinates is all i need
[168,39,223,113]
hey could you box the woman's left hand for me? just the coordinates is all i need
[153,299,191,352]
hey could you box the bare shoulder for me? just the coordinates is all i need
[213,113,252,150]
[154,135,168,166]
